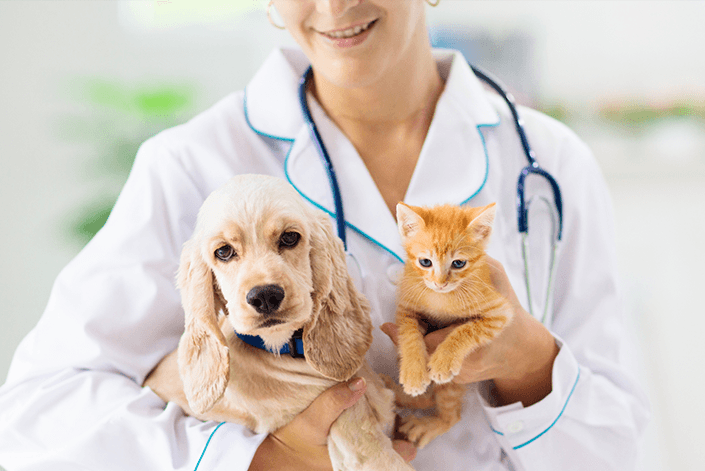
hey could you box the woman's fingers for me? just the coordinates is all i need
[485,255,522,307]
[392,439,418,462]
[251,379,368,470]
[381,322,452,354]
[380,323,399,344]
[280,377,367,446]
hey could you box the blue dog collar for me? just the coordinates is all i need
[235,328,306,359]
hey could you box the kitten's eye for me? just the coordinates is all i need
[451,260,467,269]
[215,245,235,262]
[279,231,300,249]
[418,258,432,268]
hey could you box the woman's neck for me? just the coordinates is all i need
[311,46,443,131]
[308,42,444,216]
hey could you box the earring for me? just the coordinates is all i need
[267,1,286,30]
[426,0,440,6]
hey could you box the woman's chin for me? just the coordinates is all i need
[313,55,390,90]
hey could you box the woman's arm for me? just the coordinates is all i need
[0,137,267,470]
[382,121,649,470]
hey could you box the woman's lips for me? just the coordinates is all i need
[318,19,378,48]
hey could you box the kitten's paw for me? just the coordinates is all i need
[399,415,452,449]
[428,350,462,384]
[399,362,431,396]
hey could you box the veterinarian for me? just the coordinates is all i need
[0,1,648,470]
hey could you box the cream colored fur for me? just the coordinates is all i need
[145,175,412,471]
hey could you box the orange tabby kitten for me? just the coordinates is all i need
[393,202,512,448]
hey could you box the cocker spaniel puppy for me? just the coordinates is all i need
[145,174,412,471]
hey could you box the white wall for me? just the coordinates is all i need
[2,2,704,470]
[0,0,290,383]
[427,0,705,104]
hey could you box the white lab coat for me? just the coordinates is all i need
[0,48,649,471]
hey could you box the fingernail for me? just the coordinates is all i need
[394,440,417,462]
[348,377,366,392]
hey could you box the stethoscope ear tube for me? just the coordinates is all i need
[470,65,536,164]
[298,67,348,250]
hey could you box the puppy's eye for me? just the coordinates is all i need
[215,245,235,262]
[279,231,300,249]
[451,260,467,269]
[418,258,432,268]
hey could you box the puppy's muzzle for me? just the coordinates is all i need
[246,284,285,315]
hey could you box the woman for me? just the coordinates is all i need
[0,1,648,470]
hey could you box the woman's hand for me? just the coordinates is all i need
[248,378,417,470]
[381,256,559,407]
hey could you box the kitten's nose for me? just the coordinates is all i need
[433,282,449,292]
[246,284,285,315]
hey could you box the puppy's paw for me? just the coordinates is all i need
[428,349,462,384]
[399,362,431,396]
[399,415,452,450]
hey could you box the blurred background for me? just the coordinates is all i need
[1,1,703,470]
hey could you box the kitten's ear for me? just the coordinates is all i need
[396,203,425,239]
[468,203,496,245]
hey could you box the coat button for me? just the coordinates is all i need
[507,421,524,434]
[386,264,404,284]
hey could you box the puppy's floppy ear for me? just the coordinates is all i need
[176,238,230,415]
[305,213,372,381]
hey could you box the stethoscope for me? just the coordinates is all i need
[298,64,563,325]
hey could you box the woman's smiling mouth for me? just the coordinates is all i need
[318,19,377,40]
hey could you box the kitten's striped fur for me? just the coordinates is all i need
[394,202,512,448]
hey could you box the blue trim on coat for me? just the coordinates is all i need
[460,119,501,205]
[243,87,295,142]
[512,368,581,450]
[193,422,225,471]
[490,368,581,449]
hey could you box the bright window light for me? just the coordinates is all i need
[120,0,265,30]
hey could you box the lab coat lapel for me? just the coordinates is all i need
[246,48,404,259]
[404,50,501,207]
[244,48,309,140]
[248,48,501,263]
[285,98,405,260]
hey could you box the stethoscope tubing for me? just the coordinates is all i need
[517,165,564,241]
[298,67,349,250]
[469,65,537,165]
[297,62,564,322]
[469,64,564,241]
[298,64,563,243]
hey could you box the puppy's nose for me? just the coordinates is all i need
[246,284,285,315]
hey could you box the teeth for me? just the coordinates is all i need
[326,21,373,39]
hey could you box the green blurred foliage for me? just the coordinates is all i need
[540,100,705,134]
[59,78,197,246]
[540,104,570,124]
[599,102,705,132]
